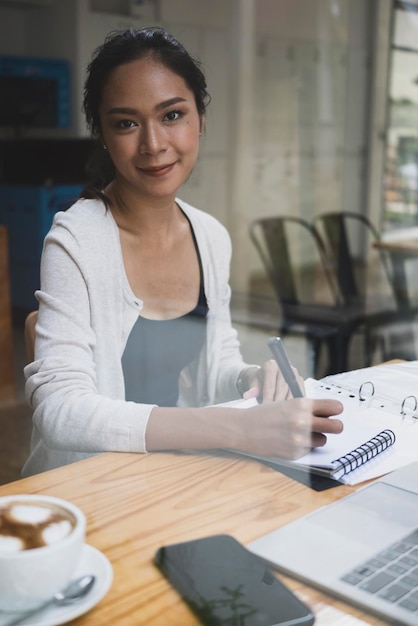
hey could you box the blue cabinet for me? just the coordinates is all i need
[0,185,82,312]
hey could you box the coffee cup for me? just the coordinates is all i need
[0,494,86,612]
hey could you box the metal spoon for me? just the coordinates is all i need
[2,574,96,626]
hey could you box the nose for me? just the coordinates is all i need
[139,121,167,155]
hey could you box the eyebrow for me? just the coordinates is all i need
[105,97,188,116]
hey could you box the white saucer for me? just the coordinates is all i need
[0,544,113,626]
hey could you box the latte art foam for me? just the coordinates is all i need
[0,501,75,552]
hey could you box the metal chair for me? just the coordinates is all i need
[249,216,366,376]
[313,211,417,363]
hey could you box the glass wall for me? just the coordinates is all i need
[383,0,418,231]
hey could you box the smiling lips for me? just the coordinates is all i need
[139,163,176,177]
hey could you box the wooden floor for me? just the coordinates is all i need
[0,321,32,486]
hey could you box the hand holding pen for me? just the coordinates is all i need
[236,337,343,457]
[267,337,304,398]
[267,336,344,451]
[238,337,305,403]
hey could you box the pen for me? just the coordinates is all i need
[268,337,304,398]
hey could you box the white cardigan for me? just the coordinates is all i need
[23,198,249,476]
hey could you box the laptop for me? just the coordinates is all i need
[249,462,418,625]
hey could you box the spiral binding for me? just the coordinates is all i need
[331,428,396,479]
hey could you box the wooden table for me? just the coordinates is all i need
[0,451,388,625]
[374,237,418,255]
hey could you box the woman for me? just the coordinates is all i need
[23,27,343,476]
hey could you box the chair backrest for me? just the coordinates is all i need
[249,216,341,310]
[313,211,394,307]
[24,310,38,364]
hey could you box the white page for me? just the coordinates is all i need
[320,361,418,420]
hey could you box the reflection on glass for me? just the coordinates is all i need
[384,1,418,230]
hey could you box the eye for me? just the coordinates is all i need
[117,119,137,129]
[164,110,183,122]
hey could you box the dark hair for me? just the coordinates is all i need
[81,27,210,204]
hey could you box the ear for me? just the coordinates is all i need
[199,115,205,135]
[99,133,107,150]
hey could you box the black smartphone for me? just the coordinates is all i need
[154,534,315,625]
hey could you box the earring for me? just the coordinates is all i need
[103,144,107,151]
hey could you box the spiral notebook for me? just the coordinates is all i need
[226,360,418,485]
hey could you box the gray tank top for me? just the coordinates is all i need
[122,222,208,406]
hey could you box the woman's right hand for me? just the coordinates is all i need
[235,398,344,460]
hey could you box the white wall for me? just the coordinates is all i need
[0,6,25,53]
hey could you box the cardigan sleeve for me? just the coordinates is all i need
[24,210,153,458]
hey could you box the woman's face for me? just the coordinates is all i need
[99,57,203,202]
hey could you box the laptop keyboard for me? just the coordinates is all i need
[340,529,418,614]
